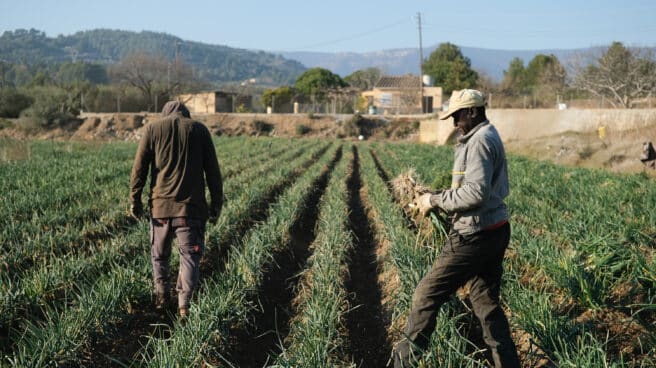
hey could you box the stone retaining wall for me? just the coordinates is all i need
[420,109,656,144]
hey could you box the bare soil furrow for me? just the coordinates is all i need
[345,145,391,368]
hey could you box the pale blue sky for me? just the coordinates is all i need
[1,0,655,52]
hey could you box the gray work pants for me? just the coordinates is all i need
[394,223,520,368]
[150,217,205,309]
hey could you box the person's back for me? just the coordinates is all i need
[130,102,222,220]
[147,114,216,219]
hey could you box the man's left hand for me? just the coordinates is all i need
[208,201,222,223]
[208,206,221,223]
[129,203,144,220]
[415,193,434,216]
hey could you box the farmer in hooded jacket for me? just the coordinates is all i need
[129,101,223,318]
[394,89,520,367]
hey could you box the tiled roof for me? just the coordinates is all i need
[375,75,422,89]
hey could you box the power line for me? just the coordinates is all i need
[421,21,656,37]
[289,18,411,51]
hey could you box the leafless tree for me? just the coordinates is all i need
[344,67,382,91]
[109,52,194,111]
[325,87,362,114]
[572,42,656,108]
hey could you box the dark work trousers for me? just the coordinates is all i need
[394,222,520,368]
[150,217,206,309]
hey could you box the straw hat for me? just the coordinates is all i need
[439,89,486,120]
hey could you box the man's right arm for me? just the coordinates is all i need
[202,128,223,217]
[129,127,152,208]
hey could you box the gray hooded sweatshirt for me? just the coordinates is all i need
[431,120,509,235]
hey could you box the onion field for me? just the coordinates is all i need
[0,137,654,367]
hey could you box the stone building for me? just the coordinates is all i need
[362,75,443,114]
[176,91,252,114]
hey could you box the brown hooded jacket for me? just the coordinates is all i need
[130,101,223,219]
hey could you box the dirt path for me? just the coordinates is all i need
[344,146,391,367]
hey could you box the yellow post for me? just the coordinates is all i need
[598,126,606,140]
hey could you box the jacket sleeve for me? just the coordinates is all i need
[129,127,153,206]
[433,139,495,213]
[202,128,223,210]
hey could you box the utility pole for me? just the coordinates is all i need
[167,63,171,92]
[174,41,181,95]
[0,59,6,88]
[417,12,425,113]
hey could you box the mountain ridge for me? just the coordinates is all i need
[2,28,652,84]
[0,28,306,85]
[280,45,603,80]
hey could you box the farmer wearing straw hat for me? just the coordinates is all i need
[394,89,520,367]
[129,101,223,319]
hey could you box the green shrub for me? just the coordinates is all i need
[295,124,311,136]
[343,113,363,137]
[0,118,13,129]
[0,88,33,118]
[235,103,251,113]
[17,86,82,130]
[17,102,80,132]
[15,114,43,133]
[251,120,274,135]
[394,125,412,138]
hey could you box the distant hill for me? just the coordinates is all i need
[0,29,306,85]
[281,45,606,80]
[3,29,651,85]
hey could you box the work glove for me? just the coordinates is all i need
[414,193,434,217]
[129,203,144,220]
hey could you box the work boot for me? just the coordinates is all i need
[155,293,167,311]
